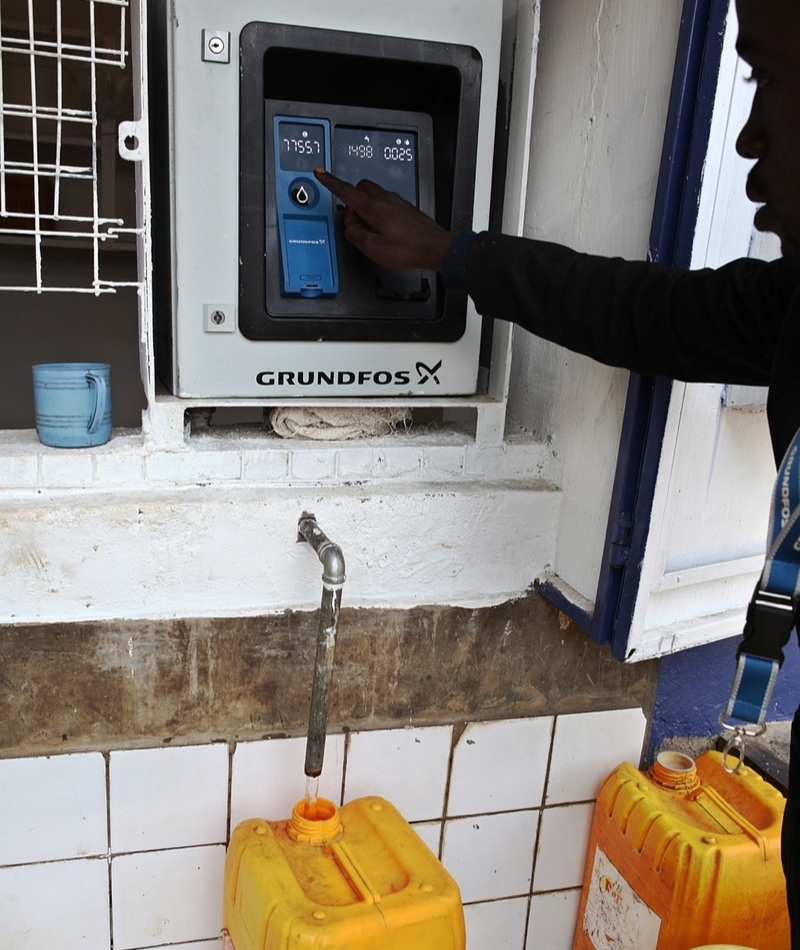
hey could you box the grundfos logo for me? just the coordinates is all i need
[256,360,443,388]
[415,360,441,384]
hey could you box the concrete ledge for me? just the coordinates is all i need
[0,593,658,758]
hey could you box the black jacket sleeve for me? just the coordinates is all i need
[467,232,800,387]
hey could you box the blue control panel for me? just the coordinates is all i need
[256,99,441,335]
[273,116,338,297]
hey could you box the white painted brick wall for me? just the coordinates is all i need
[0,431,558,624]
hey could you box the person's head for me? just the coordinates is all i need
[736,0,800,265]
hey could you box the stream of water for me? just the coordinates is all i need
[304,774,320,819]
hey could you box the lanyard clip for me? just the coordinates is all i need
[737,587,797,665]
[719,721,766,774]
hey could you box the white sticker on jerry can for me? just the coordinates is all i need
[583,847,661,950]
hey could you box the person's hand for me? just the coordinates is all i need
[314,168,457,272]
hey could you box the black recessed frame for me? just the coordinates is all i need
[239,21,482,343]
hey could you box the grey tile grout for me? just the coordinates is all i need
[463,885,582,906]
[523,715,557,950]
[104,750,114,950]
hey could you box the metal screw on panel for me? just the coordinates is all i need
[211,310,226,325]
[201,30,230,64]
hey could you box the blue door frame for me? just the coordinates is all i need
[539,0,731,660]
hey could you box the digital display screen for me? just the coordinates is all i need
[333,127,418,205]
[278,122,325,172]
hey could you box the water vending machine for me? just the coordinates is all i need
[148,0,502,398]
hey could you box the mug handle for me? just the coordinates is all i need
[86,372,107,434]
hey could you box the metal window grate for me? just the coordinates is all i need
[0,0,139,293]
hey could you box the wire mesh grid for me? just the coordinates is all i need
[0,0,140,293]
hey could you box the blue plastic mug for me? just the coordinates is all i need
[32,362,113,448]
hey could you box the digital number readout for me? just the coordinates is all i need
[278,122,324,172]
[334,127,418,205]
[383,145,413,162]
[348,143,373,159]
[344,142,414,162]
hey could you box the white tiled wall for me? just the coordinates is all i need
[0,707,646,950]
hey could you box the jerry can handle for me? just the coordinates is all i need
[688,782,767,859]
[330,840,382,905]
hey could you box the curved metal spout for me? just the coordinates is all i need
[298,516,346,588]
[298,516,346,778]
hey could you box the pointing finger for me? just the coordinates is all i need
[314,168,371,213]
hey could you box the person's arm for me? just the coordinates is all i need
[466,232,796,386]
[314,168,796,386]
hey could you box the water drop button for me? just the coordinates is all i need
[289,179,319,208]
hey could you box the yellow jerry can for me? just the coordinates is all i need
[223,796,465,950]
[572,750,790,950]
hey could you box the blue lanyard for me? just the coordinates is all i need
[763,437,800,597]
[722,428,800,766]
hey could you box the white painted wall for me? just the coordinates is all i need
[0,433,557,623]
[507,0,683,603]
